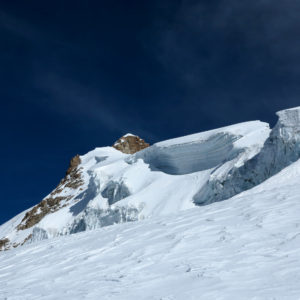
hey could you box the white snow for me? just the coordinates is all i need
[2,109,300,299]
[0,120,270,248]
[155,120,268,147]
[136,121,270,175]
[123,133,136,137]
[2,158,300,299]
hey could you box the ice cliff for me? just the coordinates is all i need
[193,107,300,204]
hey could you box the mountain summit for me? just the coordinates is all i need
[112,133,150,154]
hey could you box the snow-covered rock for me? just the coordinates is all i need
[113,133,149,154]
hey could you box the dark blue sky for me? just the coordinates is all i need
[1,0,300,225]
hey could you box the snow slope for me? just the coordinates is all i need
[2,158,300,299]
[0,119,270,249]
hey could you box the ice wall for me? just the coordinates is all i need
[134,133,241,175]
[194,107,300,205]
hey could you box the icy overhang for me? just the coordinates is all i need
[135,121,270,175]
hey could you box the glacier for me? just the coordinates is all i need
[194,107,300,204]
[2,107,300,252]
[2,107,300,299]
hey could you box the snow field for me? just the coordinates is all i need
[1,159,300,299]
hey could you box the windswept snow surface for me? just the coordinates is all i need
[2,159,300,299]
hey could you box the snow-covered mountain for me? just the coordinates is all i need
[1,107,300,254]
[2,130,300,299]
[2,107,300,299]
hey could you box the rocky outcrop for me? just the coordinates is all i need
[113,134,149,154]
[16,155,83,231]
[0,238,9,250]
[66,154,81,175]
[16,196,72,230]
[59,155,83,190]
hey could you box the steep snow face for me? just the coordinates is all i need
[0,120,270,249]
[194,107,300,205]
[57,120,268,239]
[2,159,300,299]
[0,147,128,249]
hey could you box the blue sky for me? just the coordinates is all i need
[1,0,300,224]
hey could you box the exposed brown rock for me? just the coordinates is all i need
[113,134,150,154]
[16,195,72,230]
[21,234,32,246]
[57,155,84,190]
[64,168,84,189]
[66,154,81,175]
[0,238,9,250]
[16,155,83,231]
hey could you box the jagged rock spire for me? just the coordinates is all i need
[113,133,150,154]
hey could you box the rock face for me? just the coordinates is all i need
[66,154,81,175]
[0,238,9,250]
[113,134,150,154]
[16,155,83,231]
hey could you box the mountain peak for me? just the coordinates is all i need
[112,134,150,154]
